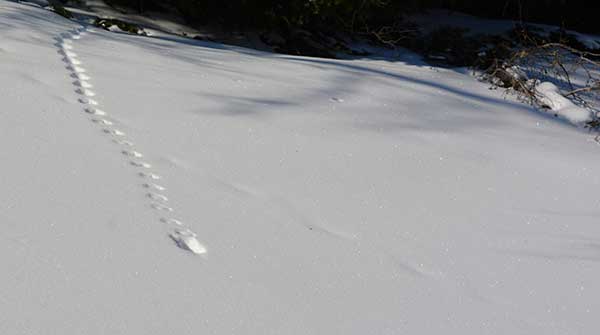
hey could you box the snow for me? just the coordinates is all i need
[170,228,207,255]
[2,1,600,334]
[536,82,592,124]
[410,9,599,125]
[106,24,122,33]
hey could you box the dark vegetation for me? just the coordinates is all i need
[103,1,599,34]
[99,1,599,61]
[479,26,600,128]
[94,18,147,35]
[48,0,73,18]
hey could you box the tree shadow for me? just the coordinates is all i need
[127,32,577,132]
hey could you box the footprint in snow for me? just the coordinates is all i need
[73,73,91,81]
[151,203,173,212]
[103,128,126,136]
[143,182,165,191]
[160,218,182,226]
[74,80,93,88]
[130,161,152,168]
[75,88,95,97]
[170,229,207,255]
[122,150,143,158]
[56,28,207,256]
[113,139,134,146]
[147,193,168,202]
[67,65,86,73]
[91,118,112,126]
[85,107,105,115]
[139,172,161,180]
[80,98,98,105]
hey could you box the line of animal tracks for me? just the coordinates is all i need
[56,26,206,255]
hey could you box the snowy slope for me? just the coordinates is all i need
[2,1,600,334]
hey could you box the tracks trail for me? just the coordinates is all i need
[56,26,206,255]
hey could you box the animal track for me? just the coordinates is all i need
[147,193,168,202]
[151,203,173,212]
[72,66,86,73]
[56,27,206,255]
[122,150,143,158]
[169,229,207,255]
[91,118,113,125]
[79,98,98,105]
[103,128,125,136]
[160,218,182,225]
[76,88,95,97]
[113,139,134,146]
[75,80,93,88]
[75,73,91,81]
[143,182,166,191]
[139,172,161,180]
[130,161,152,168]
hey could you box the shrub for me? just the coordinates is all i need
[478,26,600,128]
[94,18,147,35]
[50,2,73,19]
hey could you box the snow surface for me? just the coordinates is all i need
[410,9,598,125]
[2,1,600,334]
[536,82,592,124]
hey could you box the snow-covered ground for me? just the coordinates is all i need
[2,1,600,334]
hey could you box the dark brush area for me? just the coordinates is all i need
[100,0,598,34]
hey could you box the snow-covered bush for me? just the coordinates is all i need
[479,27,600,127]
[49,1,72,19]
[94,18,147,36]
